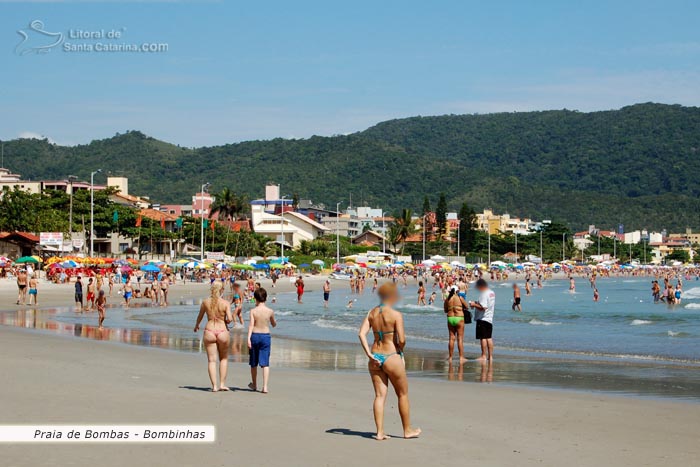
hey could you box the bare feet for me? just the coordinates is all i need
[219,386,230,392]
[404,427,422,439]
[374,433,390,441]
[474,356,487,362]
[212,387,219,392]
[248,382,257,391]
[459,357,469,364]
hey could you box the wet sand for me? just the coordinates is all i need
[1,325,699,467]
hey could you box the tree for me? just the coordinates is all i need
[422,196,431,216]
[387,223,401,253]
[458,203,477,254]
[209,187,248,252]
[394,209,415,253]
[435,193,447,239]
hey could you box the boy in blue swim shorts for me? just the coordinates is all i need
[247,287,277,393]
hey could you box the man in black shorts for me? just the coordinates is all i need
[469,279,495,361]
[74,275,84,311]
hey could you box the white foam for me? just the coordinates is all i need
[311,319,356,332]
[681,287,700,299]
[668,330,681,337]
[529,318,560,326]
[400,304,441,311]
[631,319,653,326]
[684,303,700,309]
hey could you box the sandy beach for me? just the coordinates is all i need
[1,275,699,466]
[1,326,699,466]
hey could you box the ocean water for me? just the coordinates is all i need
[3,277,700,400]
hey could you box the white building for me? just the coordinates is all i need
[250,187,330,247]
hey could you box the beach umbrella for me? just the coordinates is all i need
[311,259,325,266]
[15,256,40,264]
[253,263,270,270]
[183,261,200,268]
[431,255,446,261]
[299,263,311,268]
[113,259,129,266]
[421,259,436,267]
[120,265,132,273]
[60,260,80,268]
[357,262,368,268]
[140,264,161,272]
[215,262,228,270]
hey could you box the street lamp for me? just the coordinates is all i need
[422,214,426,262]
[67,175,77,250]
[90,169,102,257]
[381,210,388,253]
[336,202,341,266]
[280,194,288,260]
[200,182,210,261]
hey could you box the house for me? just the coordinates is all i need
[352,230,385,247]
[250,201,330,248]
[0,232,40,258]
[502,251,520,262]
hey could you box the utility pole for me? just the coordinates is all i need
[200,182,210,261]
[562,233,566,262]
[336,202,341,266]
[90,169,102,257]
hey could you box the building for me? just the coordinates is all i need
[352,230,385,247]
[475,209,532,235]
[0,232,40,258]
[159,204,193,217]
[192,192,215,219]
[321,214,361,237]
[250,186,330,248]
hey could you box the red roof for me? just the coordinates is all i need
[139,208,178,222]
[0,231,40,242]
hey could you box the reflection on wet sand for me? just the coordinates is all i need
[2,306,700,400]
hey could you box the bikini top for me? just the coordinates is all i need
[372,304,395,341]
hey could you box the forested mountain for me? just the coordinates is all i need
[4,103,700,230]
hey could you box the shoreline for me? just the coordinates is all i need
[1,325,699,466]
[1,275,699,401]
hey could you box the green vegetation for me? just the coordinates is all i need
[3,103,700,232]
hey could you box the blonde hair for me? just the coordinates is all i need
[210,282,222,301]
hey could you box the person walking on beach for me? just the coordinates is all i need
[295,275,305,303]
[96,290,107,329]
[28,274,38,306]
[444,285,468,363]
[248,287,276,393]
[358,283,421,440]
[194,282,233,392]
[469,279,495,362]
[74,276,84,311]
[16,269,27,305]
[512,283,522,312]
[323,280,331,308]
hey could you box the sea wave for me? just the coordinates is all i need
[529,319,560,326]
[311,318,357,333]
[400,304,442,312]
[684,303,700,309]
[631,319,653,325]
[667,331,690,338]
[681,287,700,299]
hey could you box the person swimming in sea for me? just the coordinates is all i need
[358,283,421,440]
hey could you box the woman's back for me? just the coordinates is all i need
[445,294,464,317]
[368,305,399,352]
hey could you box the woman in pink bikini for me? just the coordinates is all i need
[194,282,233,392]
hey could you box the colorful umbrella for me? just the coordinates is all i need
[15,256,40,264]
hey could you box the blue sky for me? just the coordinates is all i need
[1,0,699,147]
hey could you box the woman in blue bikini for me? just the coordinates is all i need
[358,283,421,441]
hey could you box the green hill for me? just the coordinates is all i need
[4,103,700,231]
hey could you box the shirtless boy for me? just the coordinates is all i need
[247,287,277,393]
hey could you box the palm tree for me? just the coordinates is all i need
[394,208,415,254]
[210,188,246,253]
